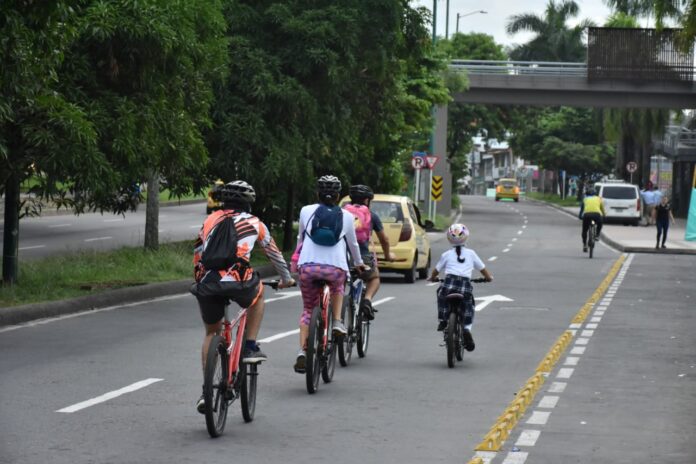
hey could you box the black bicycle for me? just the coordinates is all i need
[439,278,487,368]
[588,219,597,259]
[338,267,369,366]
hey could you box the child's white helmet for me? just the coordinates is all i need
[446,223,469,246]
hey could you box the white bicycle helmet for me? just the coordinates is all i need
[446,223,469,246]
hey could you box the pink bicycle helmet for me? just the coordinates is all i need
[446,223,469,246]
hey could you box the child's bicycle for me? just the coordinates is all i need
[338,266,370,366]
[436,278,488,368]
[202,280,290,437]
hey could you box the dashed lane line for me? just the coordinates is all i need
[18,245,46,251]
[56,378,163,413]
[48,223,72,228]
[84,236,112,242]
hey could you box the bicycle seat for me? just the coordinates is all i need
[446,293,465,301]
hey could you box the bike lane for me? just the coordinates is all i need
[476,253,696,464]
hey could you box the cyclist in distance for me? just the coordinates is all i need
[428,224,493,351]
[578,186,606,253]
[190,180,295,413]
[344,184,396,320]
[293,175,366,373]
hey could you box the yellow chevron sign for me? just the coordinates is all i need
[431,175,443,201]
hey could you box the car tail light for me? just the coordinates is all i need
[399,221,412,242]
[496,186,502,193]
[636,199,641,211]
[514,186,520,193]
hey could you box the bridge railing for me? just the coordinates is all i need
[449,60,587,77]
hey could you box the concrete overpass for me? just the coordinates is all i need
[424,60,696,214]
[449,61,696,109]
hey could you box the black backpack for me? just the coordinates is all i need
[201,213,240,270]
[307,204,344,246]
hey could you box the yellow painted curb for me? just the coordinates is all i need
[472,255,627,453]
[466,457,484,464]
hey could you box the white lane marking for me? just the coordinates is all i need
[475,451,497,464]
[489,256,498,262]
[372,297,394,306]
[426,281,439,287]
[512,238,518,242]
[570,347,586,355]
[564,356,579,366]
[48,223,71,228]
[599,241,619,253]
[259,329,299,343]
[517,230,523,235]
[590,317,602,323]
[548,382,567,393]
[502,452,528,464]
[57,378,163,413]
[522,225,527,229]
[581,329,594,337]
[476,295,513,312]
[569,323,582,329]
[516,430,541,447]
[503,248,511,253]
[19,245,46,251]
[189,225,201,229]
[538,395,560,408]
[575,337,589,345]
[585,323,598,329]
[507,243,513,247]
[103,219,123,223]
[84,236,112,242]
[264,290,302,303]
[526,411,550,425]
[557,368,575,379]
[0,294,189,334]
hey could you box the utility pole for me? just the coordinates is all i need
[445,0,450,39]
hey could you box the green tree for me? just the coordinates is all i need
[1,2,101,284]
[506,0,594,62]
[653,0,695,51]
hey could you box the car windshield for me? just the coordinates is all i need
[501,180,517,188]
[371,201,404,223]
[602,186,636,199]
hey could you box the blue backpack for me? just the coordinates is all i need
[307,204,344,246]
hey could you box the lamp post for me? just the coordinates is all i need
[456,10,487,34]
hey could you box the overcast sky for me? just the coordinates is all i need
[412,0,655,48]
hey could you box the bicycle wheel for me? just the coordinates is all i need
[305,306,323,394]
[338,296,355,367]
[588,225,595,259]
[455,318,464,362]
[240,363,257,423]
[203,335,229,437]
[322,307,337,383]
[446,311,458,368]
[356,291,370,358]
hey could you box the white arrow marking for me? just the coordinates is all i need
[475,294,514,312]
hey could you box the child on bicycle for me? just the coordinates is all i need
[293,175,365,373]
[428,223,492,352]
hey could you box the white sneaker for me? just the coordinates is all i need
[332,320,347,335]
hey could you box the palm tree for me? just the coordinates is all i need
[603,0,653,17]
[506,0,595,62]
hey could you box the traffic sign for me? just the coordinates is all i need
[431,175,443,201]
[426,156,439,170]
[411,157,425,170]
[626,161,637,173]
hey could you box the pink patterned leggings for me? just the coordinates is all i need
[298,263,346,325]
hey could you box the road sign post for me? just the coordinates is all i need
[627,161,637,184]
[412,152,426,205]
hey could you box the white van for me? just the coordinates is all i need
[594,182,641,226]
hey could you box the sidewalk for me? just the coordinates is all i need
[561,206,696,254]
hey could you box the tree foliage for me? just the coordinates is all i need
[506,0,594,62]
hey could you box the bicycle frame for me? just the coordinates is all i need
[319,284,331,349]
[222,305,248,385]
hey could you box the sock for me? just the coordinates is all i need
[245,340,257,351]
[465,324,473,331]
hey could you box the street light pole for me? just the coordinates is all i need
[445,0,450,40]
[456,10,488,34]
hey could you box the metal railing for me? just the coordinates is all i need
[449,60,587,77]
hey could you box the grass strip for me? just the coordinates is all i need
[0,241,286,308]
[527,191,580,207]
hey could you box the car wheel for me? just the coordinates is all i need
[404,254,418,284]
[418,251,431,280]
[514,198,519,202]
[495,197,500,202]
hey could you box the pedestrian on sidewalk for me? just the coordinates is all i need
[652,196,675,249]
[640,184,657,226]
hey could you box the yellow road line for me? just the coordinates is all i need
[472,254,627,454]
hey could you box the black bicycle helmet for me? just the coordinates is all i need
[220,180,256,204]
[317,175,342,200]
[349,184,374,202]
[585,186,597,196]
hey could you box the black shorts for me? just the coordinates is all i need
[191,272,262,325]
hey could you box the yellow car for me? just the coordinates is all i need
[341,194,432,283]
[495,178,520,202]
[206,179,225,214]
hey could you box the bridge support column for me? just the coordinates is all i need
[431,104,451,219]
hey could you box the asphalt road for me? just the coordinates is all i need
[0,202,208,260]
[1,196,693,464]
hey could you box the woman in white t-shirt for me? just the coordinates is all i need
[292,175,365,374]
[429,223,493,352]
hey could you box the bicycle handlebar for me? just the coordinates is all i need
[262,280,297,290]
[432,277,489,283]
